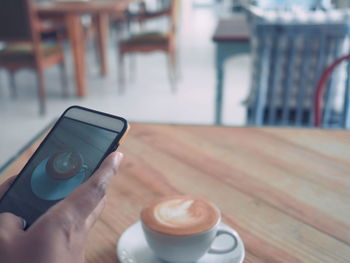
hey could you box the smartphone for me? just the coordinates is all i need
[0,106,128,227]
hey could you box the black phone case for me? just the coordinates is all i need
[0,105,128,228]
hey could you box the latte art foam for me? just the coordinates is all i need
[154,199,197,227]
[141,196,220,236]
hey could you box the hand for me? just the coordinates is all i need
[0,152,123,263]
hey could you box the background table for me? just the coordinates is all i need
[212,17,250,125]
[1,123,350,262]
[36,0,133,97]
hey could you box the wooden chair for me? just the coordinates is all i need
[117,0,179,93]
[125,0,171,26]
[0,0,67,114]
[246,19,350,126]
[314,53,350,128]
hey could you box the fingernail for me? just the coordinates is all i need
[23,219,27,229]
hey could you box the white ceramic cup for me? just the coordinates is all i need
[141,215,238,263]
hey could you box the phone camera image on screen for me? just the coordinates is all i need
[0,116,119,226]
[31,150,88,201]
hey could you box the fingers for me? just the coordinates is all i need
[0,213,26,232]
[66,152,123,218]
[0,176,17,198]
[89,151,124,189]
[42,152,123,227]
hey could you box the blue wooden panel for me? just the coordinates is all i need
[342,59,350,128]
[296,38,312,125]
[253,35,271,126]
[323,38,342,127]
[256,23,350,37]
[267,34,282,125]
[254,0,328,10]
[249,20,350,128]
[281,35,297,125]
[308,35,327,126]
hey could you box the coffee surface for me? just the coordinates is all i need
[141,196,220,236]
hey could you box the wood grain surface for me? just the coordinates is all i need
[1,123,350,262]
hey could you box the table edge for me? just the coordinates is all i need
[0,120,341,175]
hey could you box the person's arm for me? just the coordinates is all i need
[0,152,123,263]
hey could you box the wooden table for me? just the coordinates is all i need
[36,1,133,97]
[212,16,250,125]
[1,123,350,262]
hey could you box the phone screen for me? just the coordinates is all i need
[0,116,119,226]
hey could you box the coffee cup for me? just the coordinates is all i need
[46,151,85,180]
[141,195,238,263]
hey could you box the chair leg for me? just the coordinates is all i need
[59,61,69,97]
[0,70,3,98]
[167,53,177,93]
[173,48,181,80]
[8,71,17,98]
[36,69,46,115]
[171,48,179,79]
[129,54,136,82]
[118,53,126,94]
[92,37,100,73]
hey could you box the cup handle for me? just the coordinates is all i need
[207,229,238,254]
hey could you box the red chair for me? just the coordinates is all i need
[314,54,350,127]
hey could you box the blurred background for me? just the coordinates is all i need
[1,0,350,166]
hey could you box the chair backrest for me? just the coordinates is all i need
[247,20,350,127]
[131,0,178,34]
[315,54,350,128]
[0,0,43,67]
[0,0,35,41]
[149,0,178,34]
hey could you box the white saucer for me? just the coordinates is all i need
[116,221,245,263]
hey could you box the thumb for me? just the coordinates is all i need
[0,213,26,232]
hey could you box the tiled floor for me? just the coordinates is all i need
[0,1,251,166]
